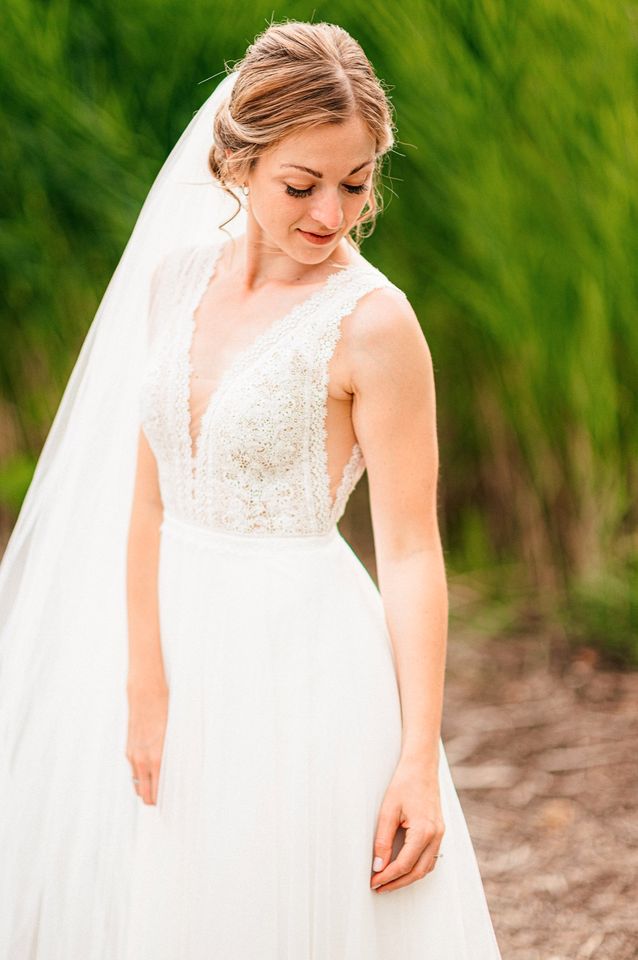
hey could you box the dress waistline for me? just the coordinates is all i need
[160,510,340,552]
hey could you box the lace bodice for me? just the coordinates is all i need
[139,240,401,536]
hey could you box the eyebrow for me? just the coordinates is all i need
[279,159,375,178]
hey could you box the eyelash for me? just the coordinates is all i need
[285,182,369,198]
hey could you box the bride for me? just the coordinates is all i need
[0,18,502,959]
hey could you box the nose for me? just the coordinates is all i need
[309,190,344,232]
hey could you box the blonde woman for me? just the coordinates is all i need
[0,19,502,959]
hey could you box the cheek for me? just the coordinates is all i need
[255,187,306,219]
[346,192,370,219]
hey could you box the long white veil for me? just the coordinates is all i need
[0,69,246,952]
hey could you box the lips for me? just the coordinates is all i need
[297,228,338,245]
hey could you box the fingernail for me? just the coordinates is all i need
[372,856,383,871]
[372,883,382,890]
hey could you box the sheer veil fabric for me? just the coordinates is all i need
[0,71,246,953]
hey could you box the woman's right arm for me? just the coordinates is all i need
[125,427,168,806]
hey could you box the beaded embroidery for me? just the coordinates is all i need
[139,241,400,535]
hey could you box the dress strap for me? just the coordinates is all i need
[146,243,216,350]
[306,261,405,529]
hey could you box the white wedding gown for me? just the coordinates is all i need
[1,238,503,959]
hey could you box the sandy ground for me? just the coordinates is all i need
[442,629,637,960]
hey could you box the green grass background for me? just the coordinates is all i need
[1,0,636,662]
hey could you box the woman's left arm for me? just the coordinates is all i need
[348,286,448,893]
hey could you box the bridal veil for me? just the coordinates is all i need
[0,70,246,952]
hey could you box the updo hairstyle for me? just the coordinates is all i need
[208,20,396,246]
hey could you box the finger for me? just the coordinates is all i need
[371,824,435,888]
[370,806,402,877]
[373,843,438,893]
[136,763,153,805]
[129,760,141,797]
[143,768,154,805]
[425,844,444,874]
[150,758,162,806]
[149,739,166,805]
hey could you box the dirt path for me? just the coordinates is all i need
[442,630,638,960]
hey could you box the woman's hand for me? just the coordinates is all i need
[126,677,169,806]
[370,757,445,893]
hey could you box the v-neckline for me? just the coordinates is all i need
[183,237,364,487]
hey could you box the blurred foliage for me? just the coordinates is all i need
[1,0,636,662]
[561,551,638,668]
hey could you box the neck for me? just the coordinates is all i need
[219,229,357,294]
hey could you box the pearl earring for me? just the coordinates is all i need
[241,184,249,196]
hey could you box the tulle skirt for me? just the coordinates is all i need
[124,511,502,960]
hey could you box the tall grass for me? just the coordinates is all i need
[350,0,638,661]
[1,0,636,660]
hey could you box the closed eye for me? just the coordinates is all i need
[285,182,369,198]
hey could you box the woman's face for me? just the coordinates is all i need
[242,114,376,261]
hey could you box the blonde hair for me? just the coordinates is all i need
[208,19,397,248]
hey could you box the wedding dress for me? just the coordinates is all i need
[0,69,502,959]
[122,237,504,958]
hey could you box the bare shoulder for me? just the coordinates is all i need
[349,283,425,346]
[339,281,433,395]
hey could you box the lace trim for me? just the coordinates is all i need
[179,240,369,504]
[140,243,209,512]
[157,244,215,510]
[141,240,401,534]
[181,242,227,493]
[308,268,394,528]
[331,445,365,523]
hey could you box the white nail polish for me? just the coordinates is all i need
[372,856,383,871]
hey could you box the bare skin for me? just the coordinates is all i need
[126,112,447,894]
